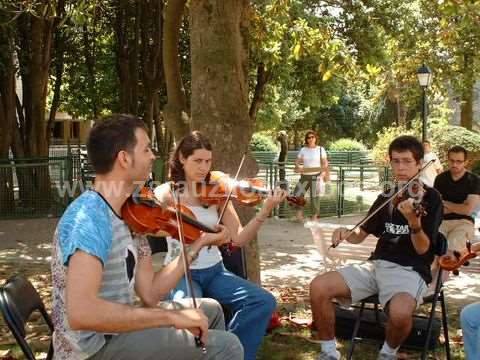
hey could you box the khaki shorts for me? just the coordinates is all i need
[337,260,427,308]
[439,219,475,252]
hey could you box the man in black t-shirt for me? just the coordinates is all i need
[310,136,443,360]
[434,145,480,252]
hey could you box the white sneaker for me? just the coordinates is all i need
[377,352,397,360]
[317,350,341,360]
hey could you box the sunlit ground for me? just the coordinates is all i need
[0,216,478,359]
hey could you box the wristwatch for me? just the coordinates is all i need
[410,226,422,234]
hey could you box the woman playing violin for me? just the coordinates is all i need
[309,136,443,360]
[154,131,287,360]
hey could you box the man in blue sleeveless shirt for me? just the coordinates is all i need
[51,114,243,360]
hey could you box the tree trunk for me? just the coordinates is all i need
[140,0,165,136]
[190,0,261,284]
[460,81,474,130]
[14,1,54,209]
[0,32,15,157]
[47,0,67,146]
[115,0,139,114]
[162,0,190,139]
[249,62,271,122]
[28,5,53,157]
[83,22,99,119]
[460,53,474,130]
[0,30,16,214]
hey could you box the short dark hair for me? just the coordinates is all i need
[448,145,468,160]
[169,131,213,182]
[304,130,317,145]
[388,135,424,163]
[87,114,147,174]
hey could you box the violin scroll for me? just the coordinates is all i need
[438,248,477,273]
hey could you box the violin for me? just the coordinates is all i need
[391,179,427,218]
[198,171,306,208]
[438,242,478,274]
[121,186,218,243]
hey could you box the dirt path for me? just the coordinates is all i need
[0,216,479,303]
[0,216,478,357]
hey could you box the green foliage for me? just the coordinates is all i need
[430,125,480,162]
[471,160,480,176]
[250,133,278,152]
[372,125,416,165]
[327,138,367,151]
[372,123,480,167]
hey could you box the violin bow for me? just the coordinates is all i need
[216,153,246,225]
[170,182,207,354]
[329,159,435,250]
[206,154,246,254]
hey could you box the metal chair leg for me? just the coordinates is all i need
[422,269,444,360]
[348,302,366,360]
[440,291,451,360]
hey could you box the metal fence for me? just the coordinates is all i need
[252,150,373,165]
[257,161,391,218]
[0,149,166,219]
[0,157,72,219]
[0,149,388,219]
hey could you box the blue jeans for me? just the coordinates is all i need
[168,261,276,360]
[461,302,480,359]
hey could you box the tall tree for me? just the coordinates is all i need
[15,0,55,157]
[0,12,16,212]
[190,0,261,283]
[162,0,190,139]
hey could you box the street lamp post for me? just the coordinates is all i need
[416,64,433,143]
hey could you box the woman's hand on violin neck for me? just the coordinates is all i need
[198,224,231,247]
[169,308,209,345]
[263,187,288,212]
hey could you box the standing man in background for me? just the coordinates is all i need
[420,140,443,187]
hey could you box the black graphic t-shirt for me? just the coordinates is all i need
[361,185,443,284]
[434,170,480,223]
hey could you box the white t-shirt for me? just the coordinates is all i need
[420,152,440,187]
[297,146,327,175]
[163,204,223,269]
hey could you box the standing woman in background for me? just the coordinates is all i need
[293,130,329,221]
[154,131,287,360]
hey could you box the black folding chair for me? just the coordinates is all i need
[0,275,54,360]
[347,233,451,360]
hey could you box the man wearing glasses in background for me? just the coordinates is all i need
[434,145,480,254]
